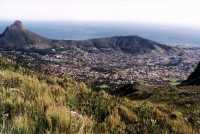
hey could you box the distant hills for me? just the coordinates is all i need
[73,36,182,55]
[1,21,200,47]
[0,21,182,55]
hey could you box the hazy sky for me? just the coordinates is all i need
[0,0,200,27]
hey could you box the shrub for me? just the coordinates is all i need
[46,106,70,133]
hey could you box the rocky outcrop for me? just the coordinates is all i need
[182,63,200,85]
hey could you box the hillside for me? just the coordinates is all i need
[58,35,181,55]
[0,56,200,133]
[182,63,200,85]
[0,21,53,49]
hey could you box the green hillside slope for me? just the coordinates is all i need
[0,56,199,134]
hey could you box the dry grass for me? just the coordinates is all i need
[0,57,199,134]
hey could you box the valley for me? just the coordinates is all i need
[0,21,200,134]
[2,47,200,87]
[0,21,200,87]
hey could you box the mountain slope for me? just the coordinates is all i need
[0,56,199,134]
[0,21,182,55]
[0,20,52,49]
[74,36,181,55]
[182,63,200,85]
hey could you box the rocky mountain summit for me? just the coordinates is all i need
[0,20,52,49]
[8,20,24,30]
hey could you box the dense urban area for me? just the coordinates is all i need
[1,47,200,86]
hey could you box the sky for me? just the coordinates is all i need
[0,0,200,28]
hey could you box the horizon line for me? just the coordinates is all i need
[0,19,200,30]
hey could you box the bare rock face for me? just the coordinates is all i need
[9,20,24,31]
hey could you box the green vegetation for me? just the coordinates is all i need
[0,56,199,134]
[0,57,93,134]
